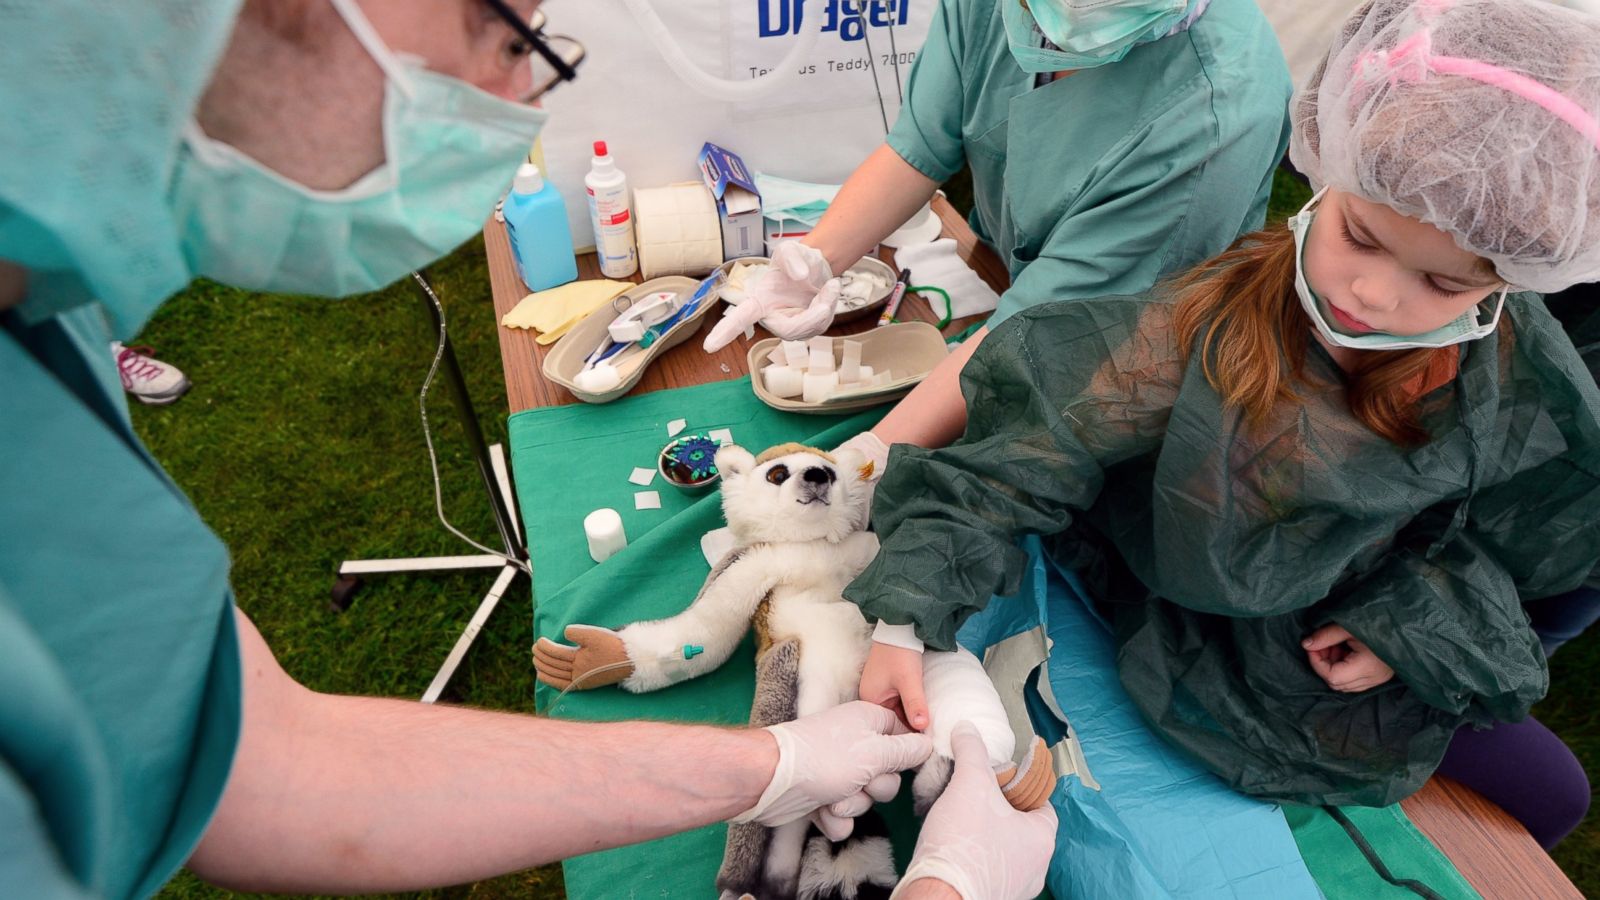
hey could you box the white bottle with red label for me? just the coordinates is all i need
[584,140,638,278]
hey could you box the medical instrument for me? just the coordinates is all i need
[607,290,681,343]
[877,269,912,327]
[546,646,704,714]
[577,275,719,391]
[585,141,639,278]
[633,182,723,279]
[584,508,628,563]
[545,274,721,403]
[504,163,579,292]
[335,274,532,705]
[910,285,955,329]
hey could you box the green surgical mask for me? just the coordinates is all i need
[1001,0,1195,73]
[172,0,548,297]
[1288,188,1509,351]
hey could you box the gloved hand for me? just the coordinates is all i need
[704,241,837,352]
[835,430,890,534]
[732,700,933,829]
[836,430,890,482]
[812,770,903,841]
[892,722,1058,900]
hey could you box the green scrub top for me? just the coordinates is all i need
[0,302,241,898]
[886,0,1292,324]
[845,289,1600,806]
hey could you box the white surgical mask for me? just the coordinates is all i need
[172,0,548,296]
[1288,189,1509,351]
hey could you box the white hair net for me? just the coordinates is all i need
[1290,0,1600,293]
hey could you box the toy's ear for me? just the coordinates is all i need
[715,445,755,480]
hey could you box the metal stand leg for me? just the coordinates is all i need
[334,273,529,703]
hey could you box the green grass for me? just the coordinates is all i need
[137,172,1597,898]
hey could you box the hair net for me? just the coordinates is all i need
[1290,0,1600,293]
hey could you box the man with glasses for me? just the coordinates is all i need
[0,1,1053,897]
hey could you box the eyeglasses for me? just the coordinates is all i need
[482,0,586,102]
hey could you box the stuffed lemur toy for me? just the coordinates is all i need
[534,442,1055,900]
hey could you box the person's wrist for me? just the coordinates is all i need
[896,877,963,899]
[872,620,925,653]
[730,726,782,820]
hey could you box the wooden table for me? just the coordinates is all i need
[482,198,1580,898]
[485,196,991,414]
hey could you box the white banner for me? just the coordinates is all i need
[538,0,934,252]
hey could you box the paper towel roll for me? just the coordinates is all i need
[633,182,723,279]
[584,508,627,563]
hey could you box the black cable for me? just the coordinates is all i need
[886,0,904,104]
[852,3,891,135]
[1323,806,1448,900]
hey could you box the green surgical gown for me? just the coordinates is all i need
[844,290,1600,806]
[886,0,1292,324]
[0,304,241,898]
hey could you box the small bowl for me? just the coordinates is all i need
[659,433,724,492]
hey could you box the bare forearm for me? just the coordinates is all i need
[871,327,986,449]
[192,612,777,893]
[806,143,939,273]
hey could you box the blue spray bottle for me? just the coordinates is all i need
[504,163,578,292]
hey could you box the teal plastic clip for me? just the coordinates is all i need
[683,644,704,660]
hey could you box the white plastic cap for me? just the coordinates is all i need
[513,163,544,195]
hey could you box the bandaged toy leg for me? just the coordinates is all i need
[914,647,1055,813]
[533,624,633,691]
[996,736,1056,812]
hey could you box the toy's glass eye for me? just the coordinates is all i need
[766,465,790,485]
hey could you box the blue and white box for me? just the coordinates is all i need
[698,142,764,261]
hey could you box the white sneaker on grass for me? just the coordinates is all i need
[112,341,191,405]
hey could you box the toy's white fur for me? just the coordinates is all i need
[616,445,879,700]
[607,443,1019,896]
[798,834,897,900]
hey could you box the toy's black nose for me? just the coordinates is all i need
[802,466,835,486]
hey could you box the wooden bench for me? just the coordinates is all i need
[482,198,1580,898]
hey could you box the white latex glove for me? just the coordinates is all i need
[892,722,1057,900]
[704,241,837,352]
[836,430,891,539]
[835,430,890,481]
[812,771,903,841]
[731,701,933,829]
